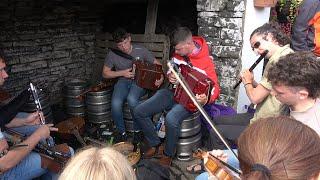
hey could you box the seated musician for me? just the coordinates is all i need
[210,23,294,149]
[196,116,320,180]
[133,27,220,166]
[0,53,59,179]
[102,27,164,142]
[188,51,320,175]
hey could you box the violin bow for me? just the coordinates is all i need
[167,61,239,161]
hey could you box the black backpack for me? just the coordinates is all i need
[135,159,170,180]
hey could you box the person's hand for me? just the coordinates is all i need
[202,150,229,179]
[121,68,135,79]
[0,139,9,156]
[168,73,178,84]
[240,69,254,85]
[34,124,58,140]
[154,74,164,87]
[196,94,208,105]
[209,149,228,162]
[23,112,41,126]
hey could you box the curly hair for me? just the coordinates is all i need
[112,27,130,43]
[250,22,290,46]
[267,51,320,99]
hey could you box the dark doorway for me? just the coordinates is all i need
[156,0,198,35]
[102,0,198,35]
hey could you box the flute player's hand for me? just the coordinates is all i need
[240,69,254,85]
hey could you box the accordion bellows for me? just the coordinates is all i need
[174,64,213,112]
[134,61,163,90]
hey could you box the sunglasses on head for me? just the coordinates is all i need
[251,41,261,51]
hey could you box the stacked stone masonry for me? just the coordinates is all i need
[197,0,245,106]
[0,0,245,107]
[0,0,102,103]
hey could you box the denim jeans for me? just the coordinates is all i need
[0,152,58,180]
[111,79,146,134]
[195,149,239,180]
[133,88,192,157]
[0,112,70,180]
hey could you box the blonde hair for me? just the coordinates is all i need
[59,147,136,180]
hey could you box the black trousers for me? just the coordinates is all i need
[204,113,253,149]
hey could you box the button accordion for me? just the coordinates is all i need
[133,60,163,90]
[173,64,213,112]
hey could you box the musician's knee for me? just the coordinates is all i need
[126,96,139,108]
[165,113,180,129]
[133,106,145,119]
[111,98,124,109]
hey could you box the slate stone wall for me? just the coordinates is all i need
[0,0,102,103]
[0,0,245,107]
[197,0,245,106]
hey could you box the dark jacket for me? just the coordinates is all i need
[291,0,320,51]
[0,89,30,129]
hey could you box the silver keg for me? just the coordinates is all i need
[176,112,202,161]
[86,88,112,124]
[21,89,54,124]
[64,79,88,117]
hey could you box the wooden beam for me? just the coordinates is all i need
[145,0,159,34]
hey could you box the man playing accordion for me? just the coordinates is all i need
[133,27,220,166]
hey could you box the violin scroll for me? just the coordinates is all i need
[75,79,116,101]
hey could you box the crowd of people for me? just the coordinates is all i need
[1,2,320,179]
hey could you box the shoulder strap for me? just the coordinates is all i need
[109,48,135,60]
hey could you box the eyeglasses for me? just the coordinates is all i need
[251,41,261,51]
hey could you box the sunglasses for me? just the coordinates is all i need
[251,41,261,51]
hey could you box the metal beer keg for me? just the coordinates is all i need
[64,79,88,117]
[86,88,112,124]
[176,112,202,161]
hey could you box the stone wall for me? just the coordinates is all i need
[0,0,245,106]
[197,0,245,106]
[0,0,102,103]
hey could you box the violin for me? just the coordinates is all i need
[76,79,116,101]
[194,149,241,180]
[55,116,86,146]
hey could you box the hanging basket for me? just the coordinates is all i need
[254,0,277,7]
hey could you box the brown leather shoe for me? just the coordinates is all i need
[159,155,172,167]
[143,145,164,159]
